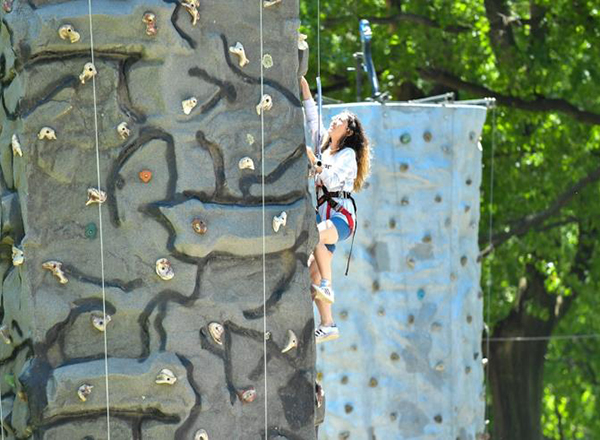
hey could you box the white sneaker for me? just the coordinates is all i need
[315,324,339,343]
[313,282,335,304]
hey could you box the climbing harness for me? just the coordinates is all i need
[316,186,357,275]
[86,0,112,437]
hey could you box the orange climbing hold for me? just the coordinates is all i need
[139,169,152,183]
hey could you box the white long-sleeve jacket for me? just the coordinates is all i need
[303,98,357,223]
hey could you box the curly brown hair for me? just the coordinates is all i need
[321,111,371,192]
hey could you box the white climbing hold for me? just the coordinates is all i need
[194,429,209,440]
[262,54,273,69]
[229,42,249,67]
[155,368,177,385]
[263,0,282,7]
[281,329,298,353]
[182,97,198,115]
[38,127,57,140]
[298,33,309,50]
[238,157,255,171]
[42,261,68,284]
[79,62,97,84]
[117,122,130,140]
[58,24,81,43]
[91,314,111,332]
[256,94,273,115]
[272,211,287,233]
[155,258,174,281]
[11,134,22,157]
[12,245,23,266]
[86,188,107,206]
[0,325,12,345]
[208,322,224,345]
[78,384,93,402]
[181,0,200,26]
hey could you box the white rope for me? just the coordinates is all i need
[86,0,111,437]
[259,0,268,436]
[489,333,600,342]
[0,365,4,440]
[483,105,497,434]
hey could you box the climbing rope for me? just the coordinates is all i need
[484,105,497,435]
[259,0,269,436]
[86,0,112,437]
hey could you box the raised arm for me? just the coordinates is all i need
[301,77,326,152]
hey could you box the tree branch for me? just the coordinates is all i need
[479,165,600,258]
[418,68,600,125]
[323,14,470,34]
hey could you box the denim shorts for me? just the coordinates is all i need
[316,212,352,253]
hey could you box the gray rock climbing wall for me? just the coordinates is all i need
[315,103,488,440]
[0,0,318,438]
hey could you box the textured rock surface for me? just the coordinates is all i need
[315,103,488,440]
[0,1,318,438]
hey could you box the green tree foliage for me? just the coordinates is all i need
[300,1,600,438]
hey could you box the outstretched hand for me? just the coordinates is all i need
[300,76,312,100]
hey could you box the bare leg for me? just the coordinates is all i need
[314,220,339,283]
[310,257,334,326]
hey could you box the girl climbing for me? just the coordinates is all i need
[300,76,371,343]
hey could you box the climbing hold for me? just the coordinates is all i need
[422,234,432,243]
[0,325,12,345]
[181,0,200,26]
[281,329,298,353]
[38,127,57,140]
[407,314,415,324]
[388,218,396,229]
[182,97,198,115]
[469,131,477,141]
[79,62,97,84]
[465,366,472,374]
[435,361,445,372]
[406,257,415,269]
[78,384,93,402]
[423,131,432,142]
[142,12,158,36]
[139,169,152,183]
[229,42,250,67]
[390,352,399,361]
[442,144,451,153]
[344,403,353,414]
[91,314,111,332]
[237,386,257,403]
[417,288,425,300]
[377,307,385,316]
[315,381,325,408]
[434,414,443,423]
[256,94,273,115]
[208,322,224,345]
[466,178,472,185]
[4,374,15,388]
[194,430,209,440]
[435,194,442,203]
[84,222,97,239]
[86,188,107,206]
[482,358,489,366]
[399,163,408,172]
[2,0,13,12]
[11,134,22,157]
[340,375,348,384]
[238,157,255,171]
[339,432,350,440]
[272,211,287,232]
[461,256,468,266]
[155,368,177,385]
[246,134,255,145]
[450,272,457,281]
[264,331,271,340]
[464,205,471,212]
[191,218,208,235]
[467,315,473,323]
[12,245,24,266]
[58,24,81,43]
[478,290,484,299]
[117,122,130,140]
[263,0,282,7]
[42,261,68,284]
[400,133,411,144]
[368,377,378,387]
[431,321,442,331]
[155,258,174,281]
[401,197,409,206]
[262,54,273,69]
[339,310,348,320]
[298,32,308,50]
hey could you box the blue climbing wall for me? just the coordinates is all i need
[315,102,488,440]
